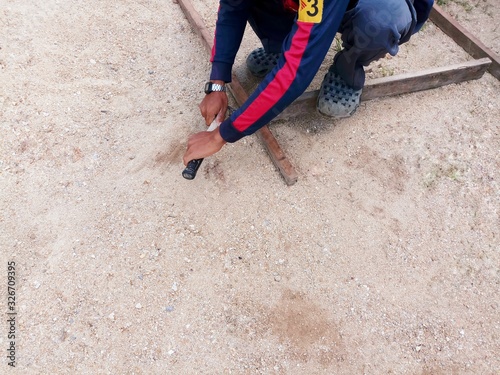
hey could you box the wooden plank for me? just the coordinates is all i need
[176,0,213,54]
[429,4,500,80]
[278,58,491,120]
[177,0,298,185]
[362,57,491,99]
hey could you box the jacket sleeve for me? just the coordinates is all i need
[219,0,350,143]
[210,0,251,83]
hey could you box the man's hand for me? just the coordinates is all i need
[183,127,227,166]
[199,82,228,125]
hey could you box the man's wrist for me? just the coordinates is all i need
[213,127,227,146]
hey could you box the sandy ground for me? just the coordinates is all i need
[1,0,499,374]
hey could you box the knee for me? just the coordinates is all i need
[348,0,413,53]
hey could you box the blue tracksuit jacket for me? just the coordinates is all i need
[210,0,433,143]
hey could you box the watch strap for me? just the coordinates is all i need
[205,82,226,94]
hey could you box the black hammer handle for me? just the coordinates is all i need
[182,158,204,180]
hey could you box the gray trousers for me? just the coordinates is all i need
[334,0,416,89]
[248,0,416,90]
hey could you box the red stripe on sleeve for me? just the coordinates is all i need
[210,37,216,62]
[233,22,314,132]
[210,5,221,62]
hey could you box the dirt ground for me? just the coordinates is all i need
[1,0,499,374]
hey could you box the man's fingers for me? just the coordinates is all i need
[216,109,225,123]
[182,129,226,166]
[183,132,204,165]
[183,152,191,166]
[199,92,228,125]
[199,103,212,125]
[202,109,216,126]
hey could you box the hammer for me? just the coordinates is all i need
[182,119,220,180]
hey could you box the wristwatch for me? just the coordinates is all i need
[204,82,226,94]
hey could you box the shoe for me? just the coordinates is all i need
[317,68,362,118]
[246,48,281,78]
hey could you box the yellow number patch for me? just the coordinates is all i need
[298,0,323,23]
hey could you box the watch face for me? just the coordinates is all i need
[204,82,212,94]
